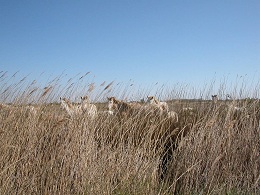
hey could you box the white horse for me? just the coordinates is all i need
[211,95,218,104]
[60,97,82,117]
[146,96,169,114]
[80,96,97,119]
[107,97,141,116]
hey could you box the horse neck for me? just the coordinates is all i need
[154,97,160,104]
[62,101,75,115]
[81,97,90,105]
[108,101,116,111]
[81,100,90,108]
[149,98,159,105]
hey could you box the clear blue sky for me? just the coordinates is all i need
[0,0,259,95]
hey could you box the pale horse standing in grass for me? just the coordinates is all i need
[146,96,169,113]
[211,95,218,104]
[60,97,82,117]
[107,97,132,116]
[107,97,141,116]
[60,96,98,119]
[80,96,98,119]
[146,96,178,122]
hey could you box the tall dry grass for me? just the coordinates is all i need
[0,72,259,194]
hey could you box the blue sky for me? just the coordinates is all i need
[0,0,259,97]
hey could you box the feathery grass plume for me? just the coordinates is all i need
[1,86,11,95]
[67,78,73,83]
[100,81,106,86]
[41,86,52,97]
[19,76,27,83]
[0,71,7,79]
[104,81,114,90]
[0,71,7,82]
[11,71,19,78]
[28,88,38,96]
[79,72,90,80]
[67,83,74,89]
[30,80,37,85]
[88,83,95,92]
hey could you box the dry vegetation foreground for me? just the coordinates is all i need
[0,99,259,195]
[0,76,259,194]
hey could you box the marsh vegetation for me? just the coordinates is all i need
[0,72,259,194]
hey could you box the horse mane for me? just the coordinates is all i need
[148,96,160,104]
[61,98,74,109]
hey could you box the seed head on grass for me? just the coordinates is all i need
[88,83,95,92]
[100,81,106,86]
[30,80,37,85]
[41,86,52,97]
[28,88,38,96]
[0,71,7,79]
[19,76,27,83]
[79,72,90,80]
[104,81,114,91]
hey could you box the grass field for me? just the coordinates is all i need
[0,73,259,194]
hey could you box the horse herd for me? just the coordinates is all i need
[60,95,179,122]
[59,93,253,122]
[0,95,179,122]
[0,94,249,123]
